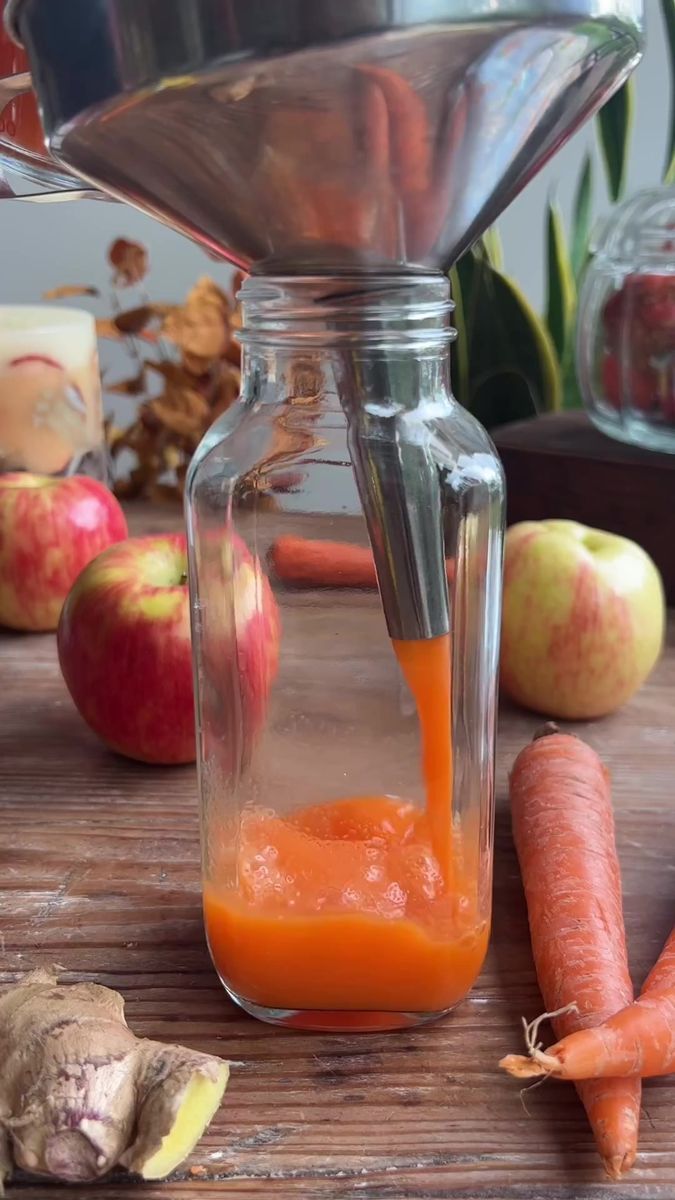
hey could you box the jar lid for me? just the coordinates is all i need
[590,184,675,270]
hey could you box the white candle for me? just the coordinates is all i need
[0,305,106,478]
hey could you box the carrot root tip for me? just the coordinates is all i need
[500,1005,577,1079]
[523,1003,578,1057]
[499,1053,549,1079]
[604,1150,636,1182]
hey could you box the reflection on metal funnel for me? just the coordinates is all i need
[10,0,643,275]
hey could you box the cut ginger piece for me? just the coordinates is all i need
[0,967,229,1193]
[138,1069,229,1180]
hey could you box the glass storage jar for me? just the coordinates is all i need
[185,273,505,1032]
[577,184,675,453]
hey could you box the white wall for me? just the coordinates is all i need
[0,0,669,349]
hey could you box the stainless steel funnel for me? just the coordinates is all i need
[5,0,644,641]
[8,1,643,275]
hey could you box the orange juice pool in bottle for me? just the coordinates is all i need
[204,797,488,1022]
[203,635,489,1028]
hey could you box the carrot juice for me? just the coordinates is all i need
[203,633,489,1023]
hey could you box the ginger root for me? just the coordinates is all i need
[0,968,230,1193]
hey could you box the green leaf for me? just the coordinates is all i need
[660,0,675,182]
[560,337,584,410]
[454,245,487,357]
[571,154,593,280]
[597,78,635,202]
[545,200,577,361]
[545,202,580,409]
[455,253,561,428]
[449,264,469,407]
[470,369,539,429]
[476,226,504,273]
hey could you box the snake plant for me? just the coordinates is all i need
[452,0,675,428]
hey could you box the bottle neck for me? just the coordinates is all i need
[238,271,455,414]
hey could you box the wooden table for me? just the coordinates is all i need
[2,504,675,1199]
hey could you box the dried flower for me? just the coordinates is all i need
[43,285,100,299]
[108,238,150,287]
[48,242,249,502]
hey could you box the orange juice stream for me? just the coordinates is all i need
[392,634,454,890]
[204,632,487,1015]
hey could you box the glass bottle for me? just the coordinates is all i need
[185,273,505,1032]
[578,184,675,454]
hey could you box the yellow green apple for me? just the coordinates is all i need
[500,520,665,720]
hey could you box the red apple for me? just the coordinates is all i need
[193,529,280,773]
[601,352,658,414]
[57,532,280,766]
[603,273,675,360]
[0,472,128,632]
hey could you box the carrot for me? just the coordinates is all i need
[502,924,675,1081]
[356,65,431,194]
[503,727,641,1180]
[269,536,378,589]
[356,64,433,255]
[408,85,469,260]
[357,71,399,258]
[268,536,455,591]
[359,71,391,175]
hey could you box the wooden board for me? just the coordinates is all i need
[492,411,675,603]
[1,502,675,1199]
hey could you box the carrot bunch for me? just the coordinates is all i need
[501,727,674,1179]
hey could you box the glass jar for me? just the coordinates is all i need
[185,273,505,1032]
[577,184,675,453]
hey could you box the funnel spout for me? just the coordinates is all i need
[330,274,454,643]
[346,406,450,642]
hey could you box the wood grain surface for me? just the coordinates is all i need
[1,502,675,1199]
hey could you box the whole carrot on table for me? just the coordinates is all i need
[502,924,675,1081]
[504,726,641,1180]
[269,536,379,589]
[268,535,455,591]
